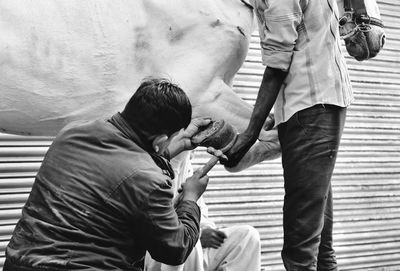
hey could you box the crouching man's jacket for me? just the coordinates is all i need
[4,113,200,271]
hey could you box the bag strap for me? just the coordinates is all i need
[343,0,384,28]
[351,0,367,16]
[343,0,352,12]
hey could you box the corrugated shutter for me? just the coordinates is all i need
[0,1,399,270]
[0,135,53,267]
[198,0,400,270]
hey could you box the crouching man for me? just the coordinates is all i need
[5,78,211,271]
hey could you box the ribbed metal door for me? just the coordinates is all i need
[198,0,400,270]
[0,0,399,270]
[0,135,53,267]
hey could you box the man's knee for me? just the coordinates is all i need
[242,225,260,241]
[228,225,260,247]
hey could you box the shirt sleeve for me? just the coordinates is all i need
[255,0,305,71]
[143,181,201,266]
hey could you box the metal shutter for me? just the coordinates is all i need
[0,1,399,270]
[0,135,53,267]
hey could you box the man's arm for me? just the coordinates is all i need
[197,196,228,249]
[224,67,287,167]
[224,0,305,167]
[145,187,200,265]
[143,170,209,265]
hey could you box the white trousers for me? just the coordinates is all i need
[145,225,261,271]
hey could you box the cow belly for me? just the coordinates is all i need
[0,0,254,136]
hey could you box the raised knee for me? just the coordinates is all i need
[247,225,261,243]
[235,225,260,244]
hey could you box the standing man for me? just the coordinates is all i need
[226,0,353,270]
[5,78,211,271]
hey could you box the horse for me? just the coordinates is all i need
[0,0,385,171]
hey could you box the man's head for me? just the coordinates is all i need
[121,78,192,148]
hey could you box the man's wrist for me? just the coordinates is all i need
[167,144,182,159]
[182,192,200,203]
[243,129,258,143]
[166,132,187,159]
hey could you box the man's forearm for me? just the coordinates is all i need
[245,67,288,140]
[147,200,201,265]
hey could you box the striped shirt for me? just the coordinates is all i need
[248,0,353,125]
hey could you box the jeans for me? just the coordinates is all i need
[278,104,346,271]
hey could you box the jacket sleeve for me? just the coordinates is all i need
[143,180,201,265]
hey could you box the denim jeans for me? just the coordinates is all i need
[278,104,346,271]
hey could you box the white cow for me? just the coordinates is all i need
[0,0,385,171]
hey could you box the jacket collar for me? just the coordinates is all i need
[108,113,175,179]
[108,113,153,153]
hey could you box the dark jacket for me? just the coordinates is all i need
[5,113,200,271]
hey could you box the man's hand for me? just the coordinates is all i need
[179,168,210,203]
[200,227,227,249]
[167,118,211,158]
[223,65,286,168]
[221,132,256,168]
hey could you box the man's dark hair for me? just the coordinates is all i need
[121,78,192,136]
